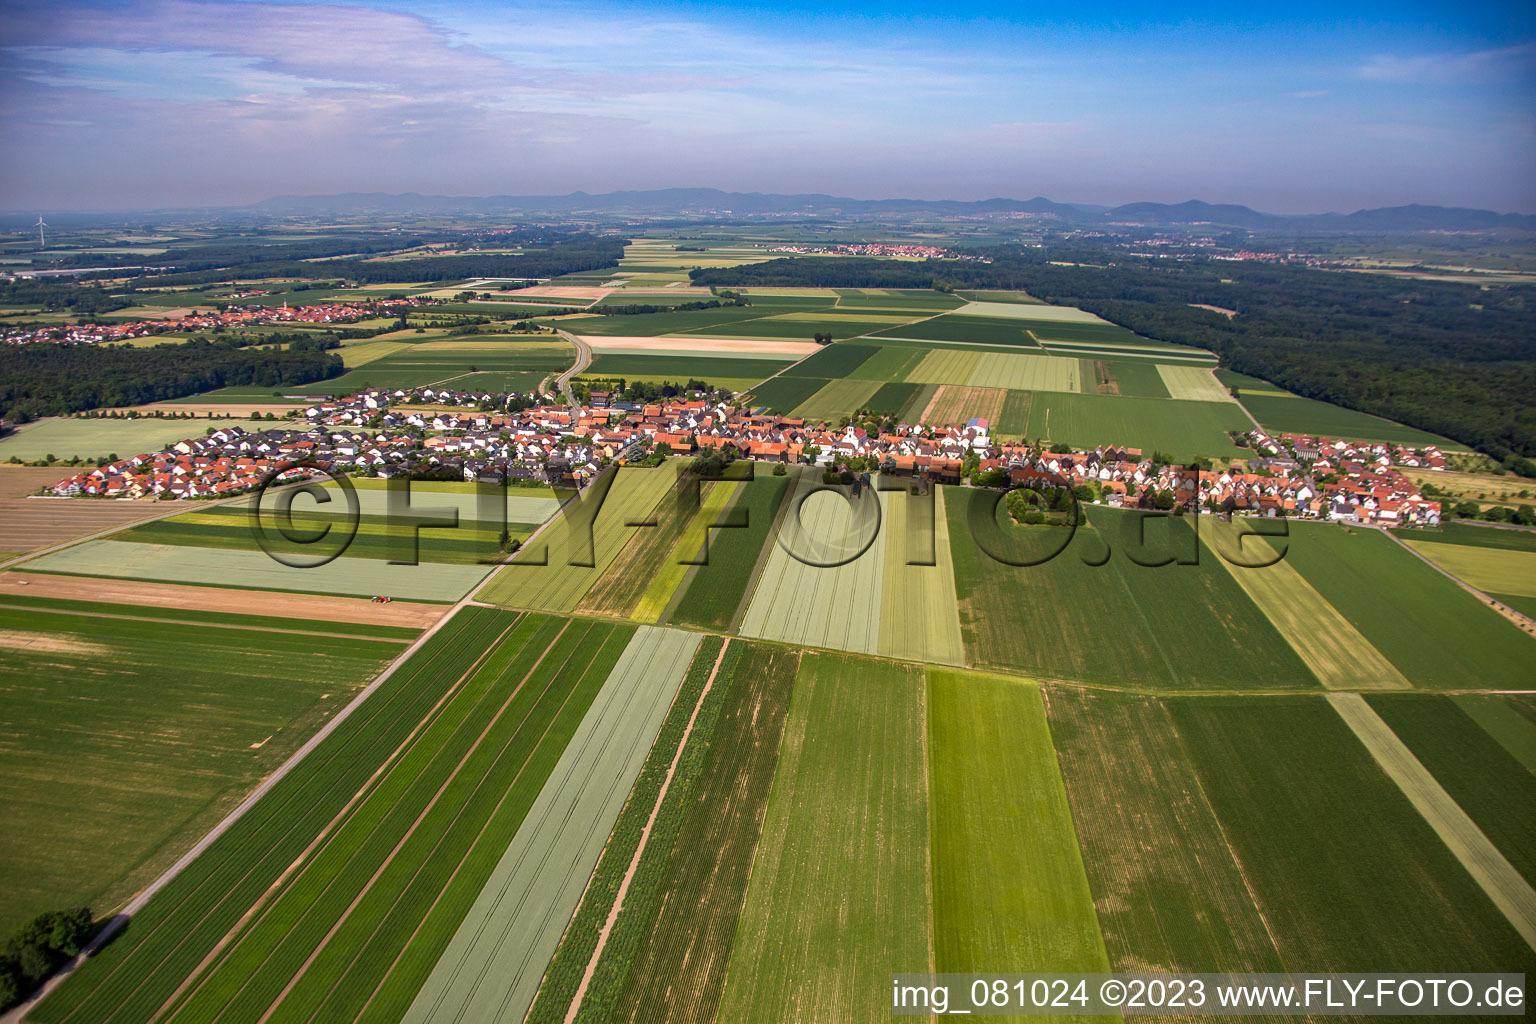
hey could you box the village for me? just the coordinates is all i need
[39,383,1445,526]
[1,295,436,346]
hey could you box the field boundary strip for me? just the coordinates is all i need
[1327,693,1536,951]
[14,602,504,1021]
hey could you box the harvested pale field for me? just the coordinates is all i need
[1201,521,1410,689]
[791,378,885,422]
[877,486,963,665]
[970,351,1082,392]
[1045,688,1285,973]
[0,467,78,499]
[957,301,1108,322]
[929,672,1109,974]
[718,654,931,1024]
[20,538,490,602]
[920,385,1007,427]
[1329,693,1536,949]
[0,571,446,627]
[1189,303,1238,318]
[0,497,176,555]
[906,348,982,386]
[738,478,886,655]
[1157,363,1233,403]
[404,627,702,1024]
[511,285,611,300]
[582,334,820,358]
[1401,539,1536,599]
[478,467,679,612]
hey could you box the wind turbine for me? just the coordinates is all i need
[35,215,47,249]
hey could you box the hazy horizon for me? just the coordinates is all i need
[3,0,1533,214]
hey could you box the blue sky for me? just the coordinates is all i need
[2,0,1532,212]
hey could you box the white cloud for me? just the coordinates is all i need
[1359,43,1535,83]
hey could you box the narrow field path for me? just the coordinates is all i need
[1328,692,1536,951]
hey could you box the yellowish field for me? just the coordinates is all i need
[1401,540,1536,598]
[1202,522,1409,689]
[906,348,983,386]
[1157,364,1233,403]
[970,352,1081,392]
[631,479,743,622]
[476,466,678,612]
[877,486,964,664]
[340,340,413,367]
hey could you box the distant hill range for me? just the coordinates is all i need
[244,188,1536,232]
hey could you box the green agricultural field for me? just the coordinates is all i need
[33,606,517,1024]
[669,474,790,631]
[878,486,964,665]
[1366,694,1536,886]
[995,389,1033,435]
[1218,370,1455,446]
[846,344,924,381]
[928,671,1109,974]
[1398,534,1536,602]
[607,644,800,1024]
[862,381,922,418]
[708,314,921,341]
[1096,358,1171,398]
[0,417,276,462]
[791,377,885,422]
[404,627,701,1024]
[1024,392,1251,458]
[631,479,742,623]
[553,305,827,337]
[738,477,886,655]
[478,466,679,612]
[718,653,932,1023]
[835,289,965,310]
[0,602,403,936]
[585,354,793,381]
[1045,688,1287,973]
[945,499,1319,689]
[744,374,828,413]
[1168,695,1536,973]
[785,341,879,378]
[578,479,725,618]
[20,538,491,602]
[1282,523,1533,688]
[1392,521,1536,552]
[313,336,574,394]
[872,313,1043,346]
[526,636,733,1024]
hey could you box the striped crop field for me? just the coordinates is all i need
[1156,363,1233,402]
[477,466,679,612]
[717,653,932,1023]
[669,473,790,632]
[790,377,885,422]
[904,348,982,386]
[918,384,1007,427]
[971,351,1082,392]
[576,478,719,618]
[877,485,963,665]
[631,479,742,623]
[737,475,886,655]
[403,626,702,1024]
[33,606,522,1024]
[928,671,1110,975]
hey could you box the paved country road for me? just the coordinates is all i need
[555,329,593,414]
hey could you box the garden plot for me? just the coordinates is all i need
[737,476,887,655]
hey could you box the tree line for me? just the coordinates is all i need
[0,338,342,422]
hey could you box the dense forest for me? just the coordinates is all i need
[133,234,624,287]
[694,251,1536,461]
[0,338,342,422]
[0,280,131,314]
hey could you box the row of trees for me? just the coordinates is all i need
[0,907,92,1010]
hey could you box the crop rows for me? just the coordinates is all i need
[525,636,732,1022]
[34,605,519,1024]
